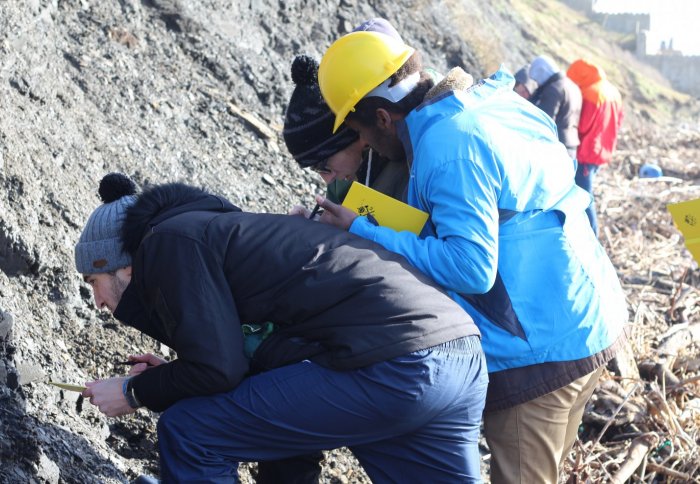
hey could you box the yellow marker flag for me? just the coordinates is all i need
[667,198,700,263]
[342,182,428,235]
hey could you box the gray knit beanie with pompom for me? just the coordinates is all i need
[75,173,138,274]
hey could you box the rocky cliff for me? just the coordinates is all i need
[1,1,698,482]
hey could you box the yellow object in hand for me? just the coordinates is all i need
[342,182,428,235]
[49,381,86,392]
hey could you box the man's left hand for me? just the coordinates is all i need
[83,376,137,417]
[316,195,358,230]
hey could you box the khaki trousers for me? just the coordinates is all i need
[483,366,604,484]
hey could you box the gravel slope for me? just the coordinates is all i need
[1,1,698,482]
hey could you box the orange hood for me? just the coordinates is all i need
[567,59,604,89]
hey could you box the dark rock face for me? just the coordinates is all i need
[0,1,500,480]
[4,0,695,482]
[0,310,13,341]
[0,219,34,275]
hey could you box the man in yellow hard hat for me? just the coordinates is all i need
[316,29,628,484]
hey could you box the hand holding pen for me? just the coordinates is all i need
[116,353,167,376]
[308,203,322,220]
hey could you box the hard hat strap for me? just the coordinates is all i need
[364,71,420,103]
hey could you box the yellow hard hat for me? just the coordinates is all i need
[319,31,415,133]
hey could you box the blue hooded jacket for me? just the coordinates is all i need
[350,68,627,372]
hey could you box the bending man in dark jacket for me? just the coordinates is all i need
[76,173,487,482]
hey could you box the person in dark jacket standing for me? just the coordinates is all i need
[529,55,582,159]
[76,173,487,482]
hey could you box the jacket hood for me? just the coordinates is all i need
[122,183,241,256]
[529,55,559,85]
[567,59,604,89]
[425,67,474,101]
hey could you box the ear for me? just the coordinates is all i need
[375,108,394,132]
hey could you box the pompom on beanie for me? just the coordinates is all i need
[282,55,358,167]
[75,173,138,274]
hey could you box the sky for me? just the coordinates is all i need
[592,0,700,55]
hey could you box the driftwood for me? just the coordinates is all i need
[646,387,696,450]
[657,322,700,358]
[591,383,641,447]
[196,85,280,145]
[563,129,700,482]
[226,101,278,143]
[646,462,696,482]
[670,373,700,389]
[638,323,700,388]
[609,433,659,484]
[639,360,681,386]
[608,340,641,391]
[673,356,700,373]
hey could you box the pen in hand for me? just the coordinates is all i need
[116,360,152,367]
[309,203,322,220]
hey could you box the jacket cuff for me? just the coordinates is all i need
[349,215,377,240]
[123,377,142,409]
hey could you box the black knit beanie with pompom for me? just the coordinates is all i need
[74,173,139,274]
[282,54,358,168]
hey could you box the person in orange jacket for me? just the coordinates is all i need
[567,59,624,235]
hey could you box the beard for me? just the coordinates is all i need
[108,272,131,312]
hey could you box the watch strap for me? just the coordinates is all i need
[122,377,142,409]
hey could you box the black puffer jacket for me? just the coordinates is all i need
[531,72,582,150]
[115,184,478,411]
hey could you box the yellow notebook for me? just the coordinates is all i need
[667,198,700,263]
[342,182,428,235]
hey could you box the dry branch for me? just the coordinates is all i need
[672,356,700,373]
[639,360,681,386]
[592,383,641,447]
[565,126,700,482]
[609,433,659,484]
[657,323,700,357]
[226,101,278,142]
[646,462,696,481]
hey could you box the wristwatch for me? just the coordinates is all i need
[122,377,143,409]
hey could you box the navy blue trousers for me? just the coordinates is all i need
[575,162,600,235]
[157,336,487,483]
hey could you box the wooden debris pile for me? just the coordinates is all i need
[566,124,700,483]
